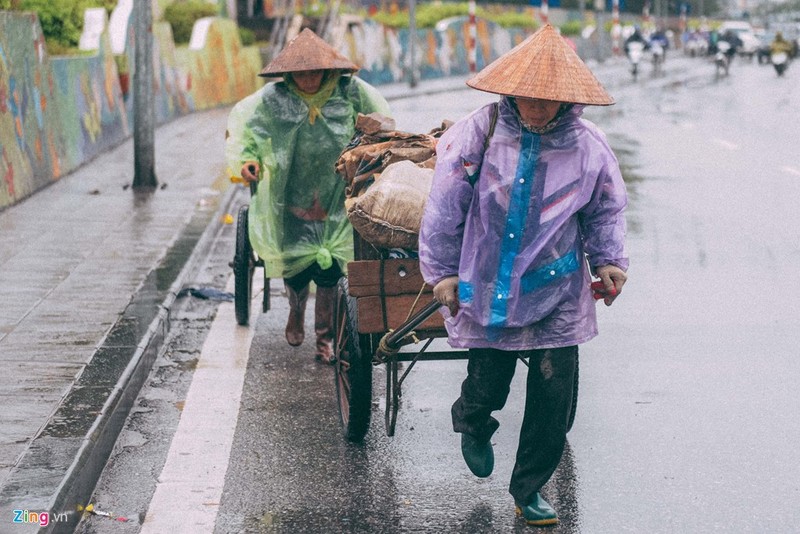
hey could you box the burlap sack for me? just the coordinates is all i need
[345,160,434,250]
[336,113,450,199]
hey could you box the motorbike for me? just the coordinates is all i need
[771,50,789,76]
[650,41,665,75]
[627,41,645,81]
[715,41,731,78]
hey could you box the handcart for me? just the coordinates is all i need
[231,182,271,326]
[332,235,580,443]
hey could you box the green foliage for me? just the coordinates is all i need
[300,2,327,17]
[163,0,218,44]
[372,2,537,30]
[18,0,85,51]
[560,20,583,36]
[7,0,118,54]
[371,10,410,28]
[483,10,537,29]
[238,27,255,46]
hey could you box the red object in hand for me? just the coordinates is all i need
[591,281,617,300]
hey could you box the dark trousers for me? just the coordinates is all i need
[284,261,343,291]
[451,346,578,505]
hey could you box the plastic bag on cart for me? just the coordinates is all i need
[336,113,450,200]
[335,113,451,250]
[345,160,434,250]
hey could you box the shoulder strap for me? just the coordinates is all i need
[469,102,499,186]
[484,102,499,152]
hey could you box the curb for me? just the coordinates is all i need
[41,183,242,534]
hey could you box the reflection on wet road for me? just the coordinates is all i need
[215,57,800,533]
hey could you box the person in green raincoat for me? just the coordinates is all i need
[226,28,391,363]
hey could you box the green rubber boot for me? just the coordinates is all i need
[460,433,494,478]
[515,493,559,526]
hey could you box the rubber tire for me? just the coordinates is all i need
[334,277,373,442]
[233,204,254,326]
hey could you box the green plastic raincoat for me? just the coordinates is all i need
[226,74,391,279]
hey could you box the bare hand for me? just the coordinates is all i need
[432,276,460,316]
[241,161,259,183]
[593,265,627,306]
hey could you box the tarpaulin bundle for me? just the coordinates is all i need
[335,113,452,200]
[334,114,452,251]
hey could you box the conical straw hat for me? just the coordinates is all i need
[466,25,614,106]
[259,28,359,77]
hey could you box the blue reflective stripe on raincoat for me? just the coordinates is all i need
[225,76,391,279]
[419,97,628,350]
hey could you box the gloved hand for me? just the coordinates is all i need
[592,265,627,306]
[433,276,460,317]
[241,161,260,183]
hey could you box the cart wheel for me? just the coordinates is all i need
[566,354,579,433]
[334,277,373,442]
[233,204,255,326]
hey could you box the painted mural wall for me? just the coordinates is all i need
[0,9,533,212]
[0,12,67,206]
[343,18,531,86]
[0,11,263,211]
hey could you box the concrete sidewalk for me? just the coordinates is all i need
[0,76,470,533]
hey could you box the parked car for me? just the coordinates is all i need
[718,21,761,59]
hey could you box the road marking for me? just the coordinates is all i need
[780,165,800,177]
[712,138,739,150]
[140,276,255,532]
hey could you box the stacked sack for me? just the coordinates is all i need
[335,113,451,251]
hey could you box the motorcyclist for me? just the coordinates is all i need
[770,31,794,57]
[718,30,742,62]
[649,28,670,58]
[624,27,649,57]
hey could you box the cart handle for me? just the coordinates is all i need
[375,299,442,363]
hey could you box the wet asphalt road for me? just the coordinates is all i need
[80,54,800,533]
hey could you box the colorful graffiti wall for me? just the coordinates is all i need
[0,12,66,206]
[1,8,533,212]
[341,18,531,87]
[0,11,263,212]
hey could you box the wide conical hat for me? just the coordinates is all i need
[259,28,359,77]
[466,24,614,106]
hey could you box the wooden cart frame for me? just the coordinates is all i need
[333,234,579,442]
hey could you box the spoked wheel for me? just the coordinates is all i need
[566,353,579,433]
[333,277,373,442]
[233,204,255,326]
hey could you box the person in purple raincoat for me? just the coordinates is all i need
[419,25,629,527]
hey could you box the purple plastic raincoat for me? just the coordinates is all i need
[419,97,628,350]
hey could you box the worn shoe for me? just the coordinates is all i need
[285,284,309,347]
[460,433,494,478]
[515,493,559,526]
[313,286,337,365]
